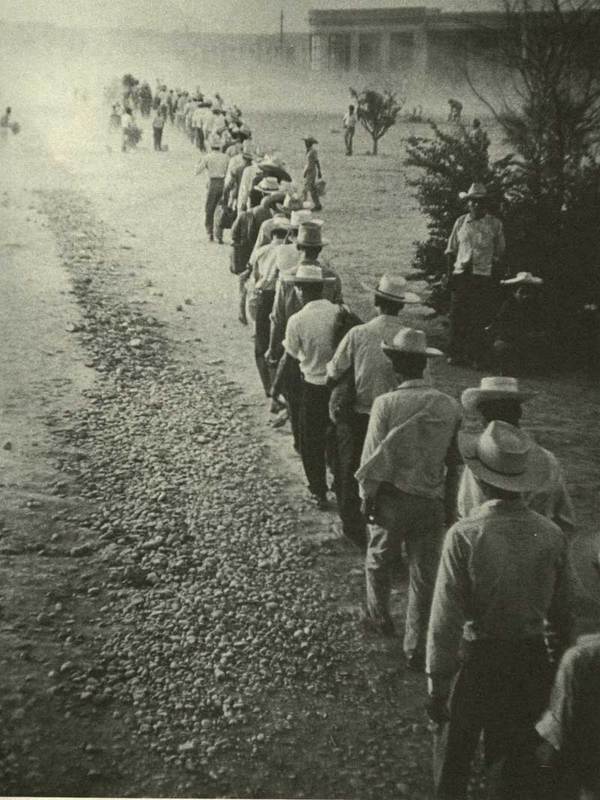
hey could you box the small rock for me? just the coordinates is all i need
[3,441,13,451]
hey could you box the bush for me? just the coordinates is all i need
[349,87,404,155]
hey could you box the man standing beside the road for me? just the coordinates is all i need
[343,104,358,156]
[303,136,323,212]
[356,329,461,669]
[445,182,505,368]
[196,134,230,242]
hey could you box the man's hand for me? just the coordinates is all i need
[426,695,450,726]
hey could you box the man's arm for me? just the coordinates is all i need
[326,329,354,385]
[444,218,460,278]
[426,527,469,700]
[359,397,388,471]
[444,421,463,527]
[546,542,575,658]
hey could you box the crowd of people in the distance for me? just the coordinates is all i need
[104,77,599,800]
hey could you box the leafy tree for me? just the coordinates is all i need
[349,87,404,155]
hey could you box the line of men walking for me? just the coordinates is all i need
[126,83,596,798]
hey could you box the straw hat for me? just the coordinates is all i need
[459,182,488,200]
[459,420,549,492]
[255,176,280,194]
[289,209,314,229]
[259,154,286,169]
[271,215,291,233]
[283,264,335,285]
[296,220,328,248]
[375,274,420,305]
[276,193,304,215]
[461,377,536,414]
[501,272,543,286]
[381,328,443,358]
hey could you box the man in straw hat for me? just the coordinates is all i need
[488,271,549,374]
[445,182,505,367]
[458,376,574,535]
[535,547,600,799]
[326,275,421,549]
[281,261,338,509]
[268,219,342,451]
[426,420,573,800]
[196,134,230,241]
[355,329,462,667]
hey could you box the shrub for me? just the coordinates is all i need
[349,87,404,155]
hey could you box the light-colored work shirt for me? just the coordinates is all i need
[458,445,575,534]
[356,380,461,500]
[327,315,409,415]
[197,151,229,180]
[445,213,505,277]
[536,633,600,788]
[268,261,342,363]
[250,242,282,291]
[284,298,340,385]
[426,499,572,696]
[237,163,260,212]
[343,111,358,129]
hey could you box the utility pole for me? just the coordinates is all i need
[280,7,284,52]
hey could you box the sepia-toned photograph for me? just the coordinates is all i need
[1,0,599,797]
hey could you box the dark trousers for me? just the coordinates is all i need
[195,126,205,152]
[300,381,332,498]
[205,178,225,238]
[449,274,497,365]
[335,411,369,540]
[434,638,554,800]
[153,127,163,151]
[344,127,355,155]
[282,359,302,452]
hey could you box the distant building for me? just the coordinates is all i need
[307,6,509,80]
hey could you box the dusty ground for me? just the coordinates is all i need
[1,103,599,799]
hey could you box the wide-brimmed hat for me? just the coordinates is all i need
[259,154,286,169]
[271,215,291,233]
[501,271,543,286]
[276,193,304,215]
[375,274,420,305]
[255,176,280,194]
[296,220,328,248]
[303,136,318,146]
[289,209,314,229]
[381,328,443,358]
[459,182,488,200]
[209,134,222,150]
[461,376,536,414]
[283,263,335,285]
[241,141,255,159]
[459,420,549,492]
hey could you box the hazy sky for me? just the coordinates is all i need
[0,0,496,34]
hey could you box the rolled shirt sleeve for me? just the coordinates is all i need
[445,217,461,256]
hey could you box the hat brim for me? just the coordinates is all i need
[381,343,444,358]
[375,289,421,305]
[459,192,487,200]
[501,277,543,286]
[256,186,279,194]
[458,431,550,492]
[282,274,336,284]
[297,240,329,247]
[461,387,536,414]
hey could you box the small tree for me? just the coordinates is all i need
[350,87,404,155]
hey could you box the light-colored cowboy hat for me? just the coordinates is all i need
[276,193,304,215]
[501,271,544,286]
[259,154,286,169]
[271,215,291,233]
[374,274,421,305]
[381,328,443,358]
[283,263,335,285]
[255,176,280,194]
[459,420,550,492]
[459,182,488,200]
[296,220,328,248]
[461,376,536,414]
[289,209,314,229]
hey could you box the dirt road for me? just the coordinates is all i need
[1,105,598,798]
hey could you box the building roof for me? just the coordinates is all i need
[308,7,437,27]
